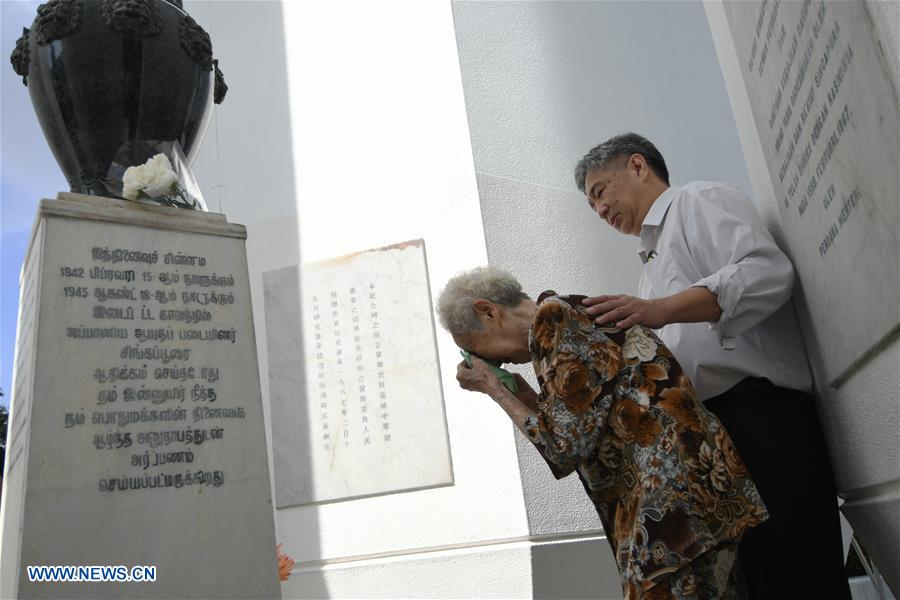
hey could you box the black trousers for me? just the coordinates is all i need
[705,377,851,600]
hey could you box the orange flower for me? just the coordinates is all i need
[587,340,622,383]
[657,384,702,433]
[549,357,595,413]
[532,303,564,354]
[276,544,295,582]
[609,397,661,446]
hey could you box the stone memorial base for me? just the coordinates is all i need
[0,194,280,598]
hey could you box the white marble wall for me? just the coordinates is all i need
[186,1,540,596]
[705,1,900,593]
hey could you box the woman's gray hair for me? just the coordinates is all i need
[574,132,670,193]
[437,266,530,335]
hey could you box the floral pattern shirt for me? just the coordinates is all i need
[523,292,768,593]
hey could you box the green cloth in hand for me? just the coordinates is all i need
[459,350,518,393]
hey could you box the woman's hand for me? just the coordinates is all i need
[456,355,504,395]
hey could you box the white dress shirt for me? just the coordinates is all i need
[638,181,812,401]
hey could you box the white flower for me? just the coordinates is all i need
[122,153,179,200]
[622,326,658,363]
[122,164,149,200]
[142,154,179,196]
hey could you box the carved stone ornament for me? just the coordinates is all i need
[213,59,228,104]
[33,0,84,45]
[102,0,162,35]
[10,27,31,86]
[179,14,213,71]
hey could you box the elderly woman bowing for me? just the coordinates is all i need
[437,267,767,600]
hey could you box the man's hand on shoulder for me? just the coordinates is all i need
[582,294,669,329]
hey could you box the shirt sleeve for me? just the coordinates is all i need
[685,185,796,348]
[524,300,617,479]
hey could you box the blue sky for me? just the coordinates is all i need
[1,1,68,407]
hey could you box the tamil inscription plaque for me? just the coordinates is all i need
[264,240,453,507]
[0,194,280,598]
[722,0,899,384]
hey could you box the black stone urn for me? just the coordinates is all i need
[10,0,227,198]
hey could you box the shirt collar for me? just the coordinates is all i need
[638,185,678,264]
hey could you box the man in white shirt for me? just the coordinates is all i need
[575,133,850,599]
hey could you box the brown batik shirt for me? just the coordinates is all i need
[523,292,768,593]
